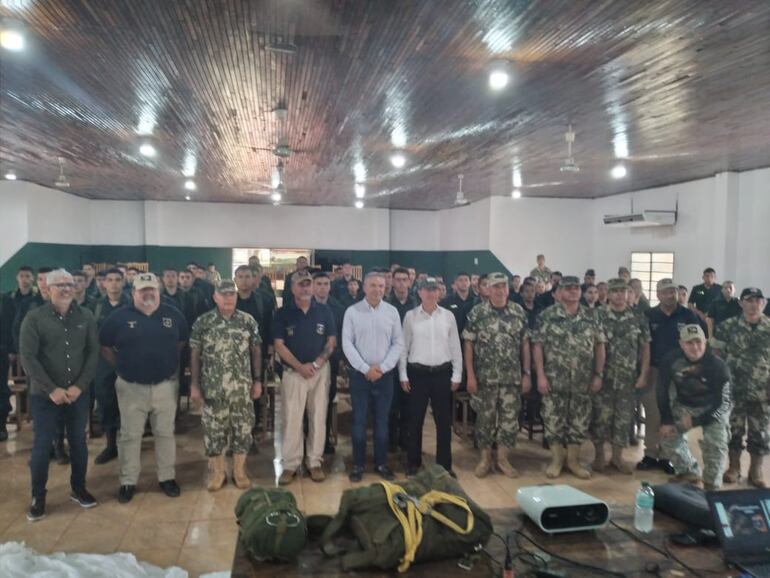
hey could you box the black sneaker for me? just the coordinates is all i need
[118,485,136,504]
[159,479,181,497]
[659,460,676,475]
[323,442,336,455]
[349,466,364,483]
[70,487,98,509]
[94,446,118,465]
[374,465,395,481]
[447,470,458,479]
[27,497,46,522]
[636,456,659,471]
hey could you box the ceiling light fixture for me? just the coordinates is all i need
[184,179,196,191]
[0,28,24,51]
[139,143,156,157]
[353,161,366,183]
[511,189,522,199]
[354,183,365,199]
[184,194,191,201]
[488,61,510,91]
[611,164,627,179]
[389,152,406,168]
[354,200,364,209]
[270,191,282,203]
[4,171,17,180]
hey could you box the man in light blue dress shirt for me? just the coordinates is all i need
[342,271,404,482]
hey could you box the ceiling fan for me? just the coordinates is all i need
[54,157,71,188]
[454,174,470,206]
[241,160,287,203]
[560,124,580,173]
[243,107,307,159]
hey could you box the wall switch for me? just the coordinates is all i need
[474,257,478,265]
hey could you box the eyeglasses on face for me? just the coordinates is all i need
[51,283,75,289]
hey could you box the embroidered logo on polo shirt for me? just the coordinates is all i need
[127,321,137,329]
[162,317,173,328]
[287,326,295,337]
[316,323,326,335]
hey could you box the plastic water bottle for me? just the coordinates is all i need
[634,481,655,533]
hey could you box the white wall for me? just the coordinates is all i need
[437,198,491,251]
[390,210,440,251]
[0,184,29,265]
[489,196,594,277]
[735,168,770,290]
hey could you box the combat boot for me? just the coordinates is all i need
[545,444,565,479]
[749,454,766,488]
[566,444,591,479]
[723,449,742,484]
[610,445,634,475]
[474,449,492,478]
[207,455,226,492]
[232,453,251,489]
[592,442,606,472]
[496,447,519,478]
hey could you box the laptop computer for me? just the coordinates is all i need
[707,489,770,578]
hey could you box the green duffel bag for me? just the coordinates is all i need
[320,465,493,572]
[235,486,307,563]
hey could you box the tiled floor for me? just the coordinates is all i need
[0,392,765,577]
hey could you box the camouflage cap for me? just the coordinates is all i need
[215,279,237,293]
[417,276,440,290]
[585,269,596,276]
[618,266,630,275]
[560,275,581,287]
[680,324,706,342]
[607,278,629,291]
[487,272,508,287]
[656,278,676,292]
[740,287,765,300]
[292,270,313,285]
[133,272,159,290]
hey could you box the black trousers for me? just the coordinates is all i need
[389,372,410,450]
[405,365,453,471]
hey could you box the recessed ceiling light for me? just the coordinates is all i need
[389,152,406,168]
[511,189,522,199]
[353,161,366,183]
[139,143,156,157]
[611,164,627,179]
[4,171,17,180]
[271,191,282,202]
[184,194,191,201]
[0,29,24,51]
[184,179,196,191]
[354,200,364,209]
[488,69,509,91]
[354,183,365,199]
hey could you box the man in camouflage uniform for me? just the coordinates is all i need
[533,275,606,479]
[658,324,732,491]
[190,280,262,491]
[714,287,770,488]
[592,278,651,474]
[463,272,531,478]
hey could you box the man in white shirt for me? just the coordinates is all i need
[399,278,462,476]
[342,272,404,482]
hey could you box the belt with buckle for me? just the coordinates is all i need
[407,362,452,373]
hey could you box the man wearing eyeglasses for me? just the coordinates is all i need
[19,269,100,522]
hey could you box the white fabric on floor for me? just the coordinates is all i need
[0,542,231,578]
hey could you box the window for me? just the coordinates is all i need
[630,252,674,306]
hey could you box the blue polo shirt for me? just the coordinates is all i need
[645,304,699,367]
[274,299,336,364]
[99,304,189,384]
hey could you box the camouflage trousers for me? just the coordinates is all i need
[729,393,770,455]
[470,382,520,448]
[591,379,636,448]
[542,385,592,446]
[659,402,729,488]
[202,384,255,457]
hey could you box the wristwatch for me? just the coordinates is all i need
[312,361,320,370]
[522,370,531,376]
[593,370,604,378]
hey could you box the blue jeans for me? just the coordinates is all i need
[30,391,89,498]
[349,370,393,469]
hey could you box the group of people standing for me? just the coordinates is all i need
[1,253,768,525]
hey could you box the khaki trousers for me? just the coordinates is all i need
[115,377,178,486]
[639,367,665,459]
[280,364,330,471]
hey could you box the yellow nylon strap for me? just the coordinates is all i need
[379,482,475,573]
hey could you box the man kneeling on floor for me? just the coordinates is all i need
[190,280,262,491]
[658,324,732,491]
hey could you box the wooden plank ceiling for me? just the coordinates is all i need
[1,0,770,209]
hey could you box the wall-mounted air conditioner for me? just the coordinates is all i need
[602,210,677,228]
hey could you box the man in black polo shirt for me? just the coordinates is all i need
[273,270,336,485]
[440,272,478,337]
[688,267,722,323]
[638,278,699,474]
[99,273,189,503]
[705,280,741,338]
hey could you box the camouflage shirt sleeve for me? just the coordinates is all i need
[639,315,652,344]
[461,305,479,341]
[593,316,607,344]
[189,315,205,350]
[246,314,262,348]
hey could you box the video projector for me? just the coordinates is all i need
[517,485,610,533]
